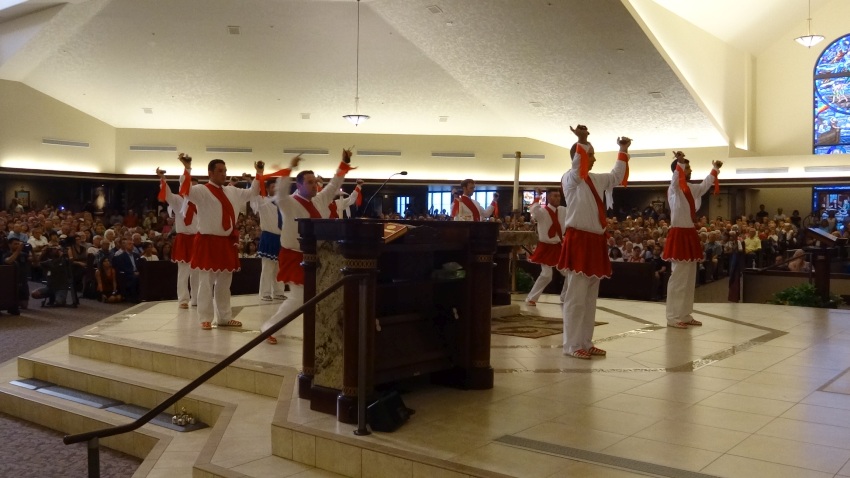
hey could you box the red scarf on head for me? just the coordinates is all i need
[544,205,562,239]
[676,164,698,224]
[293,194,322,218]
[460,196,481,221]
[205,183,238,238]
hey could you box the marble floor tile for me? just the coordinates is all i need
[727,434,850,474]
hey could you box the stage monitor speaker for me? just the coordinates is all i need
[367,391,412,432]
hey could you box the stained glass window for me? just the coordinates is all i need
[814,35,850,154]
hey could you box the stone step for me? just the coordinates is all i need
[67,333,286,398]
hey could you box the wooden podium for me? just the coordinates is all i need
[296,219,499,423]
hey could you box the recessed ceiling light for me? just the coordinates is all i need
[649,92,664,99]
[143,108,153,114]
[227,25,240,35]
[439,116,448,122]
[301,113,311,120]
[446,21,454,26]
[427,5,443,14]
[530,101,542,108]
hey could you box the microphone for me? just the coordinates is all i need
[361,171,408,218]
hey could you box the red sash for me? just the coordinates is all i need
[293,194,322,218]
[205,183,237,237]
[460,196,480,221]
[544,205,562,239]
[184,202,197,227]
[583,177,607,229]
[329,200,339,219]
[676,164,698,224]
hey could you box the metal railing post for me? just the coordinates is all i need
[87,437,100,478]
[354,275,371,436]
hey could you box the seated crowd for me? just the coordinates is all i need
[1,200,263,309]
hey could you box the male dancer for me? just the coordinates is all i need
[261,149,355,344]
[178,154,263,330]
[662,151,722,328]
[317,177,364,218]
[558,125,631,359]
[158,164,200,309]
[250,180,287,301]
[451,179,498,221]
[526,187,567,306]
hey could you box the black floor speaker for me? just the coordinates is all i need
[367,391,412,432]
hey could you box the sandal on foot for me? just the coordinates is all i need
[567,349,591,360]
[526,300,537,306]
[684,319,702,326]
[178,303,189,309]
[588,346,607,356]
[668,321,688,329]
[219,319,242,327]
[266,336,278,345]
[201,322,212,330]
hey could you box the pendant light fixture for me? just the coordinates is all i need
[343,0,370,125]
[795,0,824,48]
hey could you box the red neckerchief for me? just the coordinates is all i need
[583,177,607,229]
[328,200,339,219]
[460,196,481,221]
[184,202,197,226]
[205,183,237,238]
[293,194,322,218]
[676,164,698,224]
[544,204,562,239]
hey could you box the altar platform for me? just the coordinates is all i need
[3,294,850,478]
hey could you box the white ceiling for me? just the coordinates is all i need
[0,0,831,151]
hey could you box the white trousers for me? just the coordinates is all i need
[261,283,304,336]
[197,270,233,325]
[259,257,285,299]
[562,271,600,353]
[527,265,567,303]
[176,262,199,306]
[665,261,696,325]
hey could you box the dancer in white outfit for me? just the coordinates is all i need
[526,188,567,306]
[158,167,200,309]
[250,181,287,301]
[451,179,498,221]
[662,151,722,328]
[558,125,631,359]
[261,150,355,344]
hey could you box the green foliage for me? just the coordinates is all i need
[767,282,844,308]
[516,268,535,293]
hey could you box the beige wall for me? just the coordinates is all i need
[749,186,815,218]
[0,79,116,173]
[115,128,572,182]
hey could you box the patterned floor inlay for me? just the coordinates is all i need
[496,435,721,478]
[492,307,788,374]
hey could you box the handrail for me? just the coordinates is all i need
[64,273,369,446]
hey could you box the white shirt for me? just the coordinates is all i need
[276,170,345,251]
[453,195,495,222]
[529,201,567,244]
[562,143,628,234]
[165,187,198,235]
[251,196,282,234]
[181,171,259,236]
[667,166,718,228]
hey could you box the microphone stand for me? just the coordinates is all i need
[361,172,404,218]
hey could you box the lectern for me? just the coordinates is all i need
[296,219,499,424]
[804,227,848,301]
